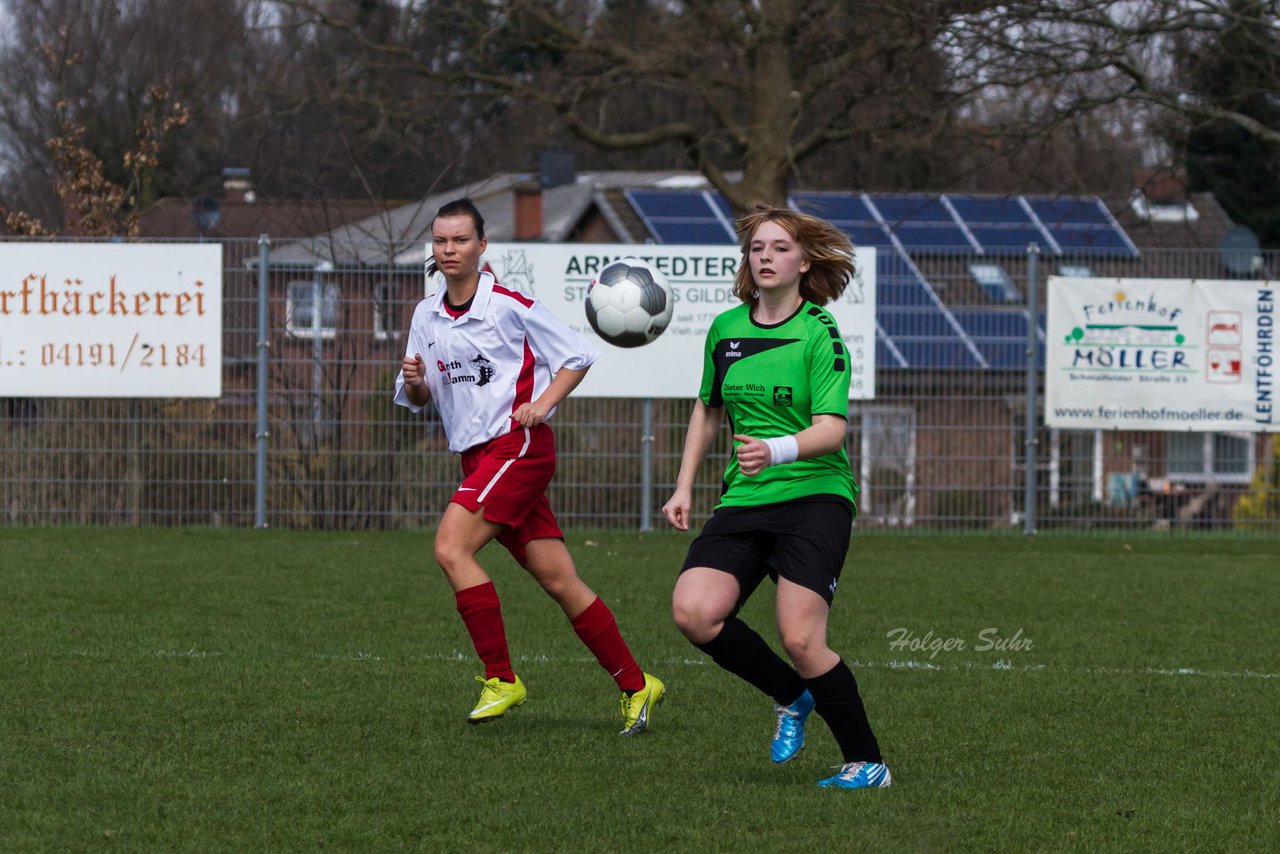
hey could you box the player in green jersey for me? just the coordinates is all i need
[662,204,890,790]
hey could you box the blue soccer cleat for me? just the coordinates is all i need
[817,761,893,789]
[771,689,814,764]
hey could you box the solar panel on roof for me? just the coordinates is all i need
[965,224,1044,252]
[790,192,890,245]
[626,189,736,244]
[878,280,938,307]
[648,221,737,244]
[1027,197,1109,225]
[626,190,716,218]
[950,310,1045,369]
[869,194,953,222]
[875,340,906,369]
[838,225,891,246]
[863,195,976,253]
[710,193,737,227]
[944,195,1048,253]
[624,186,737,240]
[890,340,984,369]
[791,192,875,222]
[891,223,973,251]
[875,253,935,307]
[1050,227,1130,254]
[947,196,1030,222]
[952,310,1030,338]
[1022,196,1138,258]
[879,308,963,338]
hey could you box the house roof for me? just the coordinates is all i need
[264,170,721,268]
[1106,191,1234,251]
[261,171,1263,372]
[136,197,397,241]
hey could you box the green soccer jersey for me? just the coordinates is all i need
[699,301,858,509]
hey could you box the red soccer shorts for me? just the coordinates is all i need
[455,423,564,564]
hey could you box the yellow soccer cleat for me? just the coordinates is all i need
[466,674,527,724]
[619,673,665,736]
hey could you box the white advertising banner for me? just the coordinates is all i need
[1045,276,1277,431]
[0,243,223,397]
[470,243,877,399]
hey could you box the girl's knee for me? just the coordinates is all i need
[780,629,824,666]
[672,598,719,644]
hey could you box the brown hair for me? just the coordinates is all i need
[732,203,855,307]
[426,197,486,276]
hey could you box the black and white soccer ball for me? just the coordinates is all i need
[585,258,674,348]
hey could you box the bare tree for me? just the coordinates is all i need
[274,0,1280,210]
[0,0,458,230]
[272,0,992,210]
[0,0,280,230]
[938,0,1280,149]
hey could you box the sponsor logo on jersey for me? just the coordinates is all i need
[723,382,765,398]
[470,353,495,386]
[773,386,793,407]
[435,354,497,386]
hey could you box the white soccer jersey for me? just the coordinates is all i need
[393,271,600,453]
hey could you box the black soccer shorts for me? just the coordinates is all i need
[679,496,853,607]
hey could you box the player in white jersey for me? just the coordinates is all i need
[394,198,664,734]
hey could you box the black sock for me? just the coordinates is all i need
[694,616,805,706]
[805,658,883,764]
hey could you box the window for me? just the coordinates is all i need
[1048,428,1102,507]
[968,263,1021,303]
[857,406,917,525]
[1167,432,1253,484]
[1129,191,1199,224]
[286,280,339,338]
[1057,264,1093,278]
[374,282,399,341]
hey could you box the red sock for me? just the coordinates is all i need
[570,597,645,693]
[455,582,516,682]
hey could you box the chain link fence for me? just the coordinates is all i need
[2,237,1277,533]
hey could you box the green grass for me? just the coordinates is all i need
[2,529,1277,851]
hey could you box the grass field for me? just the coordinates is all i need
[2,528,1277,852]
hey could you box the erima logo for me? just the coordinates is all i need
[730,340,740,348]
[725,339,742,358]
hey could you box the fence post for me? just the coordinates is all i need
[641,398,654,532]
[1024,243,1040,536]
[255,234,270,528]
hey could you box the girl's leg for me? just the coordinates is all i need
[776,579,882,764]
[674,567,805,706]
[523,537,644,694]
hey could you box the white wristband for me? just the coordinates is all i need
[763,435,799,467]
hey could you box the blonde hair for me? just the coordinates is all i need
[732,204,855,307]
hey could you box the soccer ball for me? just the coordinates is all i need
[585,258,674,348]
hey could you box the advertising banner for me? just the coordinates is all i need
[471,243,877,399]
[0,243,223,398]
[1045,276,1276,431]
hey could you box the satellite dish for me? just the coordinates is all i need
[192,195,221,235]
[1220,225,1261,277]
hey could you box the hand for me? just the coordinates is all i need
[661,488,693,531]
[401,352,427,387]
[732,434,770,476]
[512,401,549,427]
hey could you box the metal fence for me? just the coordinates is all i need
[2,236,1278,534]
